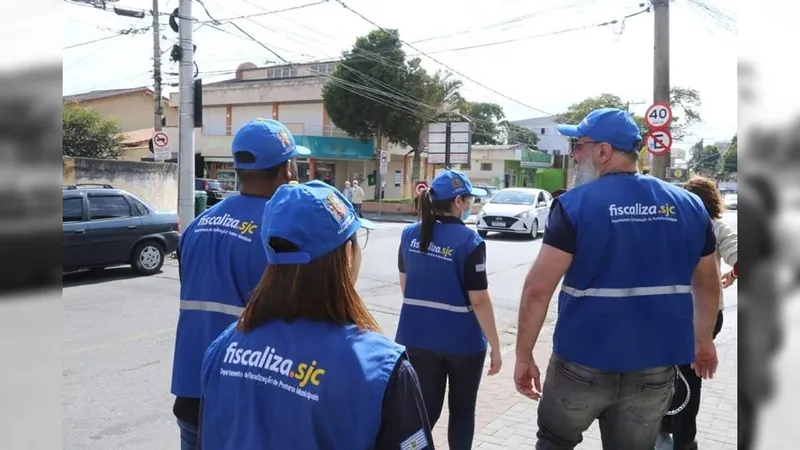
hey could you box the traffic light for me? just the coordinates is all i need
[194,78,203,128]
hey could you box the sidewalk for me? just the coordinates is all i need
[431,304,739,449]
[363,213,479,224]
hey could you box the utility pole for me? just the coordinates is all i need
[152,0,163,131]
[651,0,670,180]
[177,0,195,227]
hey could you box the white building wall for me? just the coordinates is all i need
[202,106,227,136]
[513,116,570,155]
[231,104,273,134]
[278,103,324,137]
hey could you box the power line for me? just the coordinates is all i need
[331,0,554,116]
[63,26,151,49]
[409,0,597,44]
[417,8,651,56]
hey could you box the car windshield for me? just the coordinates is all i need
[490,190,536,205]
[725,194,738,202]
[207,181,223,190]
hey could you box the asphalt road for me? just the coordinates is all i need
[62,212,737,450]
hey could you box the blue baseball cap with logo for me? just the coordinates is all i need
[429,169,488,200]
[231,119,311,170]
[556,108,642,152]
[260,180,375,265]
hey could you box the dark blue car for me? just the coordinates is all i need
[62,184,179,275]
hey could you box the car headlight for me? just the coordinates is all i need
[516,211,530,218]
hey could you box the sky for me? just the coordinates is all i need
[62,0,738,145]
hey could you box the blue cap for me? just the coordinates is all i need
[429,169,488,200]
[260,180,375,265]
[231,119,311,170]
[556,108,642,152]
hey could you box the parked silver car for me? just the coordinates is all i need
[476,188,552,239]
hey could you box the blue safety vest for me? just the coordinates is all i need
[201,320,403,449]
[396,220,487,355]
[555,173,710,372]
[171,195,269,398]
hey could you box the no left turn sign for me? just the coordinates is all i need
[644,102,672,129]
[645,130,673,155]
[415,181,428,194]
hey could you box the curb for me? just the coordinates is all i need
[364,216,417,224]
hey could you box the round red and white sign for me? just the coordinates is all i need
[644,102,673,129]
[415,181,428,194]
[645,130,673,155]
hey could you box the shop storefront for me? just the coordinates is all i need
[200,135,375,190]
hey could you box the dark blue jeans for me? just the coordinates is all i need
[406,348,486,450]
[177,419,198,450]
[536,353,676,450]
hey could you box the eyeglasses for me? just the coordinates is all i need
[570,140,601,154]
[357,228,370,250]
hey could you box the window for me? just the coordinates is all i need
[543,191,553,203]
[480,163,493,171]
[88,195,132,220]
[63,197,84,222]
[129,197,149,216]
[490,190,535,205]
[537,192,547,205]
[540,128,546,135]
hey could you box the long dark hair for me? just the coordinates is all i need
[238,235,380,333]
[417,188,472,253]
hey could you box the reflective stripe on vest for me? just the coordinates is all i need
[180,300,244,316]
[403,298,473,313]
[561,285,692,298]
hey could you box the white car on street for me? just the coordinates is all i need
[476,188,552,239]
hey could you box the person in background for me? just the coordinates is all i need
[199,181,433,450]
[514,108,720,449]
[170,119,309,450]
[343,181,353,203]
[658,176,738,450]
[351,179,365,217]
[396,169,501,450]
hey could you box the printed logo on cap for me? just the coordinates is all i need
[276,129,292,148]
[324,192,355,235]
[324,193,347,219]
[451,175,463,189]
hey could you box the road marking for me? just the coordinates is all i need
[64,327,173,356]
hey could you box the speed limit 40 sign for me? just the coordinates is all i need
[645,102,673,129]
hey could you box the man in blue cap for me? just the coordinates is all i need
[512,108,722,449]
[170,119,310,450]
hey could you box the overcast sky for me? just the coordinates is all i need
[61,0,738,144]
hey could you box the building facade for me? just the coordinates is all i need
[165,61,431,199]
[512,116,570,155]
[452,144,565,192]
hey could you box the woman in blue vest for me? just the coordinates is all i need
[396,169,502,450]
[199,180,433,450]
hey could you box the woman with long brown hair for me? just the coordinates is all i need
[198,180,433,450]
[396,169,501,450]
[659,176,738,450]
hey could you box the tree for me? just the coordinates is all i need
[687,140,721,177]
[500,120,539,148]
[62,104,124,159]
[555,87,702,142]
[322,29,410,199]
[721,134,738,179]
[393,59,463,183]
[459,102,505,144]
